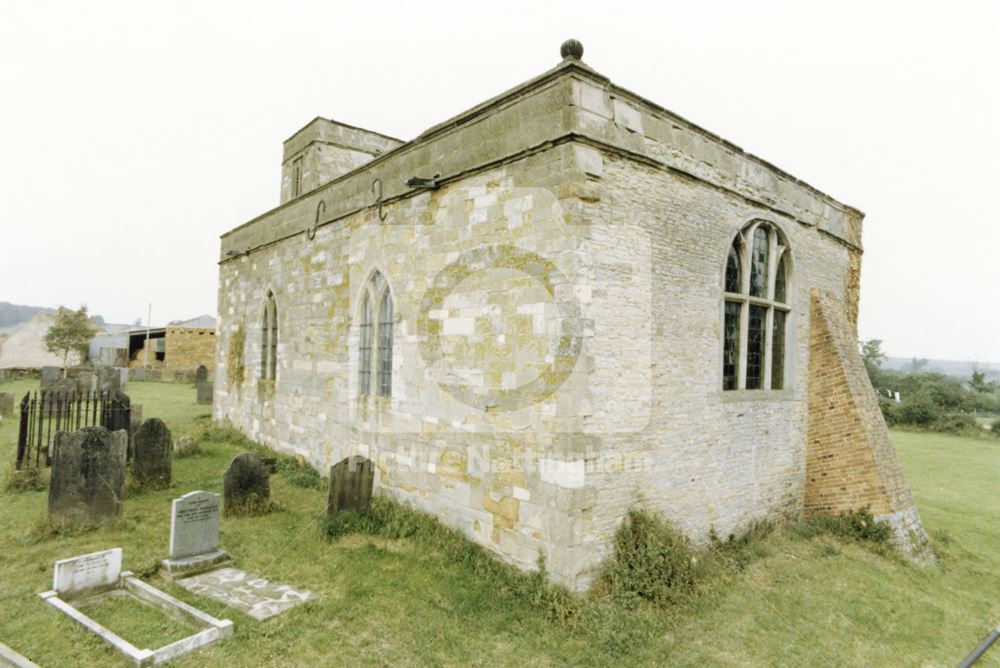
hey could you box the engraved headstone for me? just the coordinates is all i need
[195,365,209,383]
[197,381,213,405]
[161,491,229,577]
[0,392,13,418]
[48,427,127,524]
[327,456,375,516]
[132,418,172,488]
[52,547,122,599]
[223,452,270,516]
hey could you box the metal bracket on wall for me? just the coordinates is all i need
[372,178,387,223]
[308,200,325,240]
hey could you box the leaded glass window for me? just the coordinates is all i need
[723,301,741,390]
[746,305,767,389]
[358,293,372,395]
[749,227,769,298]
[774,254,787,304]
[358,270,393,398]
[771,310,786,390]
[725,238,742,293]
[721,222,791,391]
[377,291,393,397]
[261,292,277,381]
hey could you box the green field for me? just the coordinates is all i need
[1,379,998,666]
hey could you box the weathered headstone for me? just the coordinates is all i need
[52,547,122,599]
[130,402,143,435]
[327,456,375,516]
[223,452,270,516]
[197,381,214,405]
[132,418,172,488]
[161,491,230,577]
[174,435,200,457]
[40,366,62,390]
[195,365,209,383]
[48,427,127,524]
[0,392,14,418]
[96,366,122,393]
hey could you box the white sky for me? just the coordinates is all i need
[1,0,997,361]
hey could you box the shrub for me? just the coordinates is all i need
[894,392,940,426]
[878,397,898,425]
[792,507,891,545]
[597,509,701,607]
[992,417,1000,434]
[932,413,978,435]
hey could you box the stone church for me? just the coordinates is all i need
[215,40,932,589]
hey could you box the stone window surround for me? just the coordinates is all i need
[721,218,793,393]
[357,270,394,398]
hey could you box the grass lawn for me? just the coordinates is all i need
[1,379,999,666]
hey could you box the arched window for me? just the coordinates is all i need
[723,222,790,391]
[358,271,393,397]
[261,291,278,380]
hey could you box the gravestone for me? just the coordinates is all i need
[195,365,209,383]
[48,427,127,524]
[52,547,122,599]
[96,366,121,393]
[132,418,172,488]
[0,392,13,418]
[197,382,213,405]
[161,491,230,577]
[174,435,200,457]
[327,456,375,516]
[223,452,270,516]
[130,403,143,435]
[40,366,62,389]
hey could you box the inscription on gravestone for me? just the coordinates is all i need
[48,427,127,524]
[328,455,374,516]
[133,418,172,488]
[53,547,122,599]
[170,491,221,559]
[162,491,230,577]
[196,365,209,383]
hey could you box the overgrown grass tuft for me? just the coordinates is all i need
[195,417,322,489]
[790,507,892,545]
[4,465,48,493]
[325,497,583,622]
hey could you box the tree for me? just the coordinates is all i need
[909,357,929,373]
[970,366,989,393]
[859,339,887,389]
[44,306,99,376]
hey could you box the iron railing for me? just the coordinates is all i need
[15,390,131,469]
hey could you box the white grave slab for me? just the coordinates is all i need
[176,567,314,621]
[162,491,229,577]
[39,548,232,667]
[53,548,122,598]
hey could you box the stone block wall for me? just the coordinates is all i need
[215,58,931,587]
[165,328,216,371]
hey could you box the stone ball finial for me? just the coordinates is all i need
[560,39,584,60]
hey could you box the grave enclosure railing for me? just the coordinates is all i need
[16,390,131,470]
